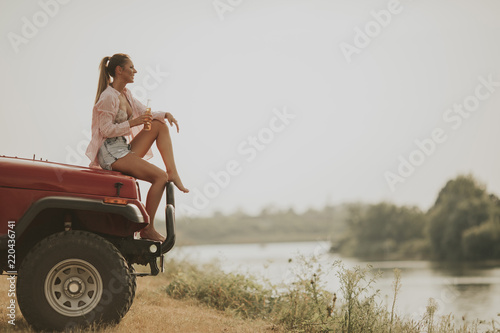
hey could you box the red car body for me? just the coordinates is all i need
[0,156,148,237]
[0,155,176,330]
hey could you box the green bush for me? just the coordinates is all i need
[338,202,428,260]
[272,255,337,331]
[165,260,275,319]
[462,219,500,260]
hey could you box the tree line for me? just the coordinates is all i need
[338,174,500,261]
[175,174,500,261]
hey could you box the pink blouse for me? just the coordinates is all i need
[85,85,166,168]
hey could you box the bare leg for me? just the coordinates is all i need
[111,153,168,242]
[130,120,189,193]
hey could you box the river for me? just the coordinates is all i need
[170,241,500,324]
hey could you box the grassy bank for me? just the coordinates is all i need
[1,257,498,332]
[163,256,497,333]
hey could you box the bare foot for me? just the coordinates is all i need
[140,226,166,243]
[168,172,189,193]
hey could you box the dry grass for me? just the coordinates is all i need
[2,257,496,333]
[0,272,282,333]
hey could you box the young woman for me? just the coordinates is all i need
[86,53,188,242]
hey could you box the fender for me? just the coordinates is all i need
[15,196,145,239]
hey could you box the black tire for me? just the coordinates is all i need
[17,231,136,331]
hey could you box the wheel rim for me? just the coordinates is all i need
[44,259,103,317]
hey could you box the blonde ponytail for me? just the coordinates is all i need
[95,56,111,104]
[94,53,130,104]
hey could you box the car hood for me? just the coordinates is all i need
[0,156,139,199]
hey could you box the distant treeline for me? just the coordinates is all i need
[174,174,500,261]
[339,174,500,261]
[175,204,347,245]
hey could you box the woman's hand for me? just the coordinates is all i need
[129,114,153,128]
[165,112,180,133]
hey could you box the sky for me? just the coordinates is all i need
[1,0,500,218]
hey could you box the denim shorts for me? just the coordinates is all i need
[97,136,131,170]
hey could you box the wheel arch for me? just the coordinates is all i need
[13,196,146,268]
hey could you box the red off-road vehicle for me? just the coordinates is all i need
[0,155,176,331]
